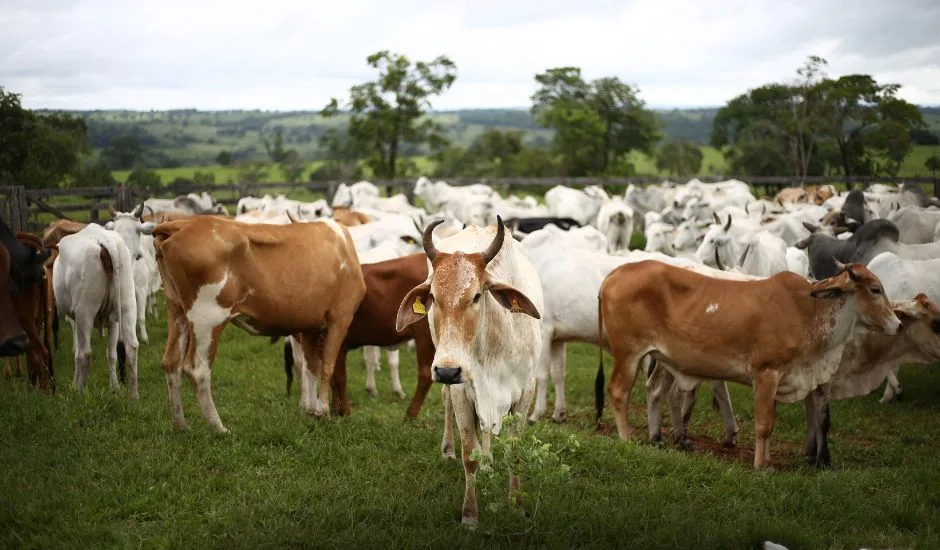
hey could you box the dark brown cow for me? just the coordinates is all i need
[11,233,54,392]
[285,253,436,418]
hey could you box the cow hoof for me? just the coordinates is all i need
[366,388,378,398]
[678,438,693,452]
[461,516,478,529]
[551,411,567,423]
[650,434,663,447]
[393,389,406,399]
[722,434,738,448]
[171,422,189,432]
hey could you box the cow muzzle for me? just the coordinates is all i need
[0,334,28,357]
[433,365,463,385]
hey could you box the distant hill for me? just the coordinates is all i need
[37,106,938,170]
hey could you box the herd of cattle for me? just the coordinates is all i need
[3,176,940,526]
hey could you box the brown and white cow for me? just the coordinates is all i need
[285,252,436,418]
[152,215,365,433]
[396,217,543,526]
[332,207,371,227]
[597,259,900,469]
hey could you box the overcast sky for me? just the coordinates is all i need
[3,0,939,111]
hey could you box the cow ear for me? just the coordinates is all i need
[104,221,114,230]
[802,221,819,233]
[396,282,432,331]
[794,237,811,250]
[137,222,155,234]
[487,281,541,319]
[809,271,855,299]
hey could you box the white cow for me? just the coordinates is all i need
[105,210,156,344]
[595,198,635,253]
[866,252,940,403]
[413,177,495,214]
[53,224,140,398]
[545,185,609,226]
[395,217,542,526]
[346,215,423,252]
[331,181,380,208]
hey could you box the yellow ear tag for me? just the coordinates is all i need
[509,298,523,313]
[412,296,427,315]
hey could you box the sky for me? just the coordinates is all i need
[3,0,939,111]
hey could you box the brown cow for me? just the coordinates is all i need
[11,233,54,392]
[152,216,366,432]
[285,252,435,418]
[332,207,371,227]
[0,244,28,357]
[597,259,900,469]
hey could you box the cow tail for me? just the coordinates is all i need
[594,292,605,426]
[98,239,127,384]
[52,300,59,351]
[284,339,294,396]
[39,266,55,393]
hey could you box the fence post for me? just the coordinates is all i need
[326,182,339,205]
[7,186,29,233]
[90,198,100,224]
[114,184,135,213]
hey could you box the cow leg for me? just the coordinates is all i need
[708,381,739,447]
[451,385,481,526]
[329,349,350,416]
[752,369,782,469]
[406,332,434,419]
[802,392,818,462]
[529,333,553,423]
[185,323,228,433]
[105,322,121,392]
[608,349,645,439]
[162,300,188,430]
[645,363,672,445]
[879,367,902,404]
[313,307,357,418]
[364,346,380,397]
[71,317,92,392]
[387,349,405,399]
[509,376,536,496]
[808,385,832,468]
[136,284,149,345]
[440,385,456,460]
[549,342,568,423]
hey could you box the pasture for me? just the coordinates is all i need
[2,297,939,549]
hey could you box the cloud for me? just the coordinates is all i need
[2,0,938,111]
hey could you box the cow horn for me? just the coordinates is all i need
[132,203,145,221]
[714,248,726,271]
[739,243,751,266]
[713,212,720,225]
[422,218,445,262]
[723,214,732,232]
[286,208,300,224]
[833,257,848,273]
[481,215,506,266]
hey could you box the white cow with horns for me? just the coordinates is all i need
[395,216,543,526]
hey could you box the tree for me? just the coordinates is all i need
[926,152,940,177]
[216,150,233,166]
[656,140,703,176]
[262,127,287,163]
[0,87,89,188]
[530,68,660,177]
[101,135,144,170]
[125,167,161,188]
[322,50,456,178]
[236,161,268,184]
[280,149,305,183]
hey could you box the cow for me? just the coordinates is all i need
[0,241,29,358]
[595,198,635,253]
[800,294,940,465]
[502,216,582,237]
[795,219,900,279]
[865,251,940,403]
[285,253,436,418]
[41,219,89,351]
[412,177,494,214]
[395,216,543,526]
[332,207,372,227]
[152,215,365,432]
[597,259,900,469]
[331,181,381,208]
[521,237,741,446]
[545,185,609,226]
[53,224,140,398]
[887,206,940,244]
[105,206,156,343]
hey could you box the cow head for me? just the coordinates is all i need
[892,294,940,359]
[0,243,28,357]
[695,214,736,269]
[396,216,540,385]
[108,209,155,260]
[809,259,901,335]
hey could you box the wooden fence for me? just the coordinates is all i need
[1,175,938,234]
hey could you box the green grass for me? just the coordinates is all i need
[2,296,939,548]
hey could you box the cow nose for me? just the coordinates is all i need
[433,365,463,385]
[0,334,28,357]
[135,253,142,260]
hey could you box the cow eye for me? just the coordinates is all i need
[472,292,482,304]
[871,286,882,295]
[932,320,940,334]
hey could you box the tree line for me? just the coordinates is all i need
[1,52,938,189]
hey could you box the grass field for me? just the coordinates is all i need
[2,296,940,549]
